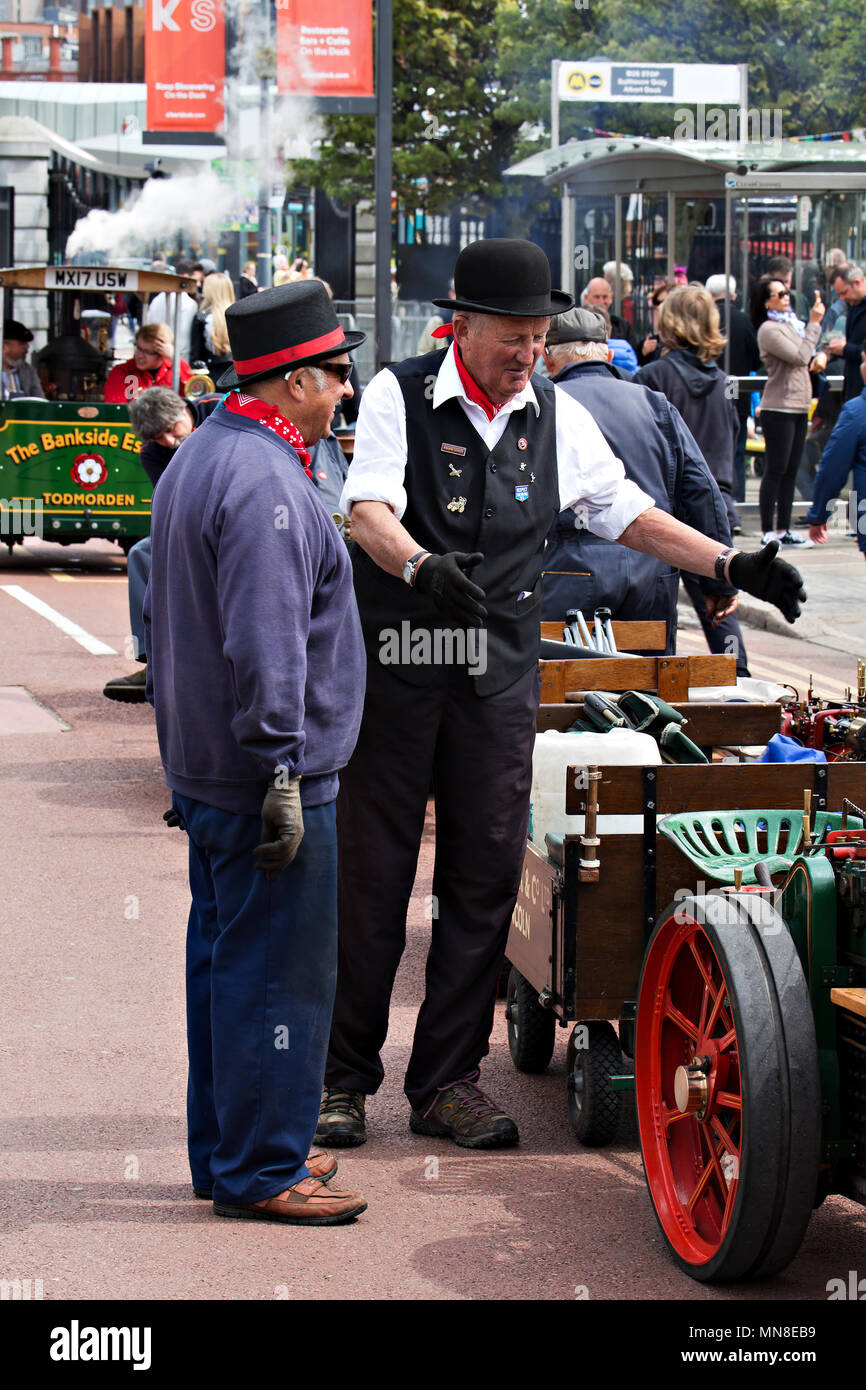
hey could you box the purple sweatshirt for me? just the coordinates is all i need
[143,404,365,814]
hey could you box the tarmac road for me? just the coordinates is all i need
[0,533,864,1306]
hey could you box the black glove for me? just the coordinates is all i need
[728,540,807,624]
[253,777,304,880]
[163,807,185,832]
[413,551,487,626]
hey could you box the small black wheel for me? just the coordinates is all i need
[506,967,556,1073]
[566,1020,622,1145]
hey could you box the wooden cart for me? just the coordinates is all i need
[504,638,866,1278]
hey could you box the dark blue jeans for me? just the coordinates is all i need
[175,794,338,1205]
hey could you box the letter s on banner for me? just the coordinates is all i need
[190,0,216,32]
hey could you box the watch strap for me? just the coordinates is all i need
[714,547,735,582]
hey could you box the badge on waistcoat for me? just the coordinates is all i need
[441,443,467,456]
[517,438,528,450]
[448,462,462,477]
[447,496,467,513]
[515,485,530,502]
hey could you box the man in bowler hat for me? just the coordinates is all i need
[319,238,808,1150]
[145,281,369,1225]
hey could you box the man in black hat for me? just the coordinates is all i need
[2,320,44,398]
[319,238,807,1152]
[144,280,370,1226]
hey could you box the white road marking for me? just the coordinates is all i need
[0,584,117,655]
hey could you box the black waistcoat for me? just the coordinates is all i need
[351,349,560,696]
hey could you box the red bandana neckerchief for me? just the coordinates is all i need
[453,344,503,421]
[226,390,313,479]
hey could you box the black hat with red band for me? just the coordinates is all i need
[216,280,366,390]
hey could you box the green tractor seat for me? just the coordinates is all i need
[658,809,862,886]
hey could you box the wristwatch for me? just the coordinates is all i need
[714,547,736,582]
[402,550,429,586]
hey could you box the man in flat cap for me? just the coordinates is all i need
[145,280,369,1226]
[320,238,806,1151]
[2,320,44,398]
[541,305,741,656]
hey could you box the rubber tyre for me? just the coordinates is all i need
[635,891,820,1283]
[505,967,556,1073]
[566,1020,622,1146]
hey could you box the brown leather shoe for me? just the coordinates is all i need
[193,1149,337,1199]
[214,1177,367,1225]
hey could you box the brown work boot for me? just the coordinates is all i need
[103,667,147,703]
[214,1177,366,1226]
[410,1078,519,1149]
[192,1148,337,1200]
[315,1087,366,1147]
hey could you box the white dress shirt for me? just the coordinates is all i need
[340,342,654,539]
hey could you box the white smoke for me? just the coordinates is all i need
[65,168,237,260]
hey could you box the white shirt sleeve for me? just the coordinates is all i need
[339,367,409,519]
[553,384,655,539]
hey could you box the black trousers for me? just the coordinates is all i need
[759,410,808,534]
[326,659,539,1112]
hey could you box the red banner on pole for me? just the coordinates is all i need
[277,0,374,97]
[146,0,225,134]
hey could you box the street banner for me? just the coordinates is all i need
[146,0,225,133]
[558,61,741,104]
[277,0,374,97]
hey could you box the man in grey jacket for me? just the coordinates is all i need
[542,307,743,666]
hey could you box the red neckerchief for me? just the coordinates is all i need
[454,344,502,421]
[226,391,313,478]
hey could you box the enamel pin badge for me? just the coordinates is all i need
[447,496,468,513]
[515,485,530,502]
[517,438,528,450]
[441,443,467,456]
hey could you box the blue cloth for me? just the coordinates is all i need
[144,404,366,813]
[608,337,638,374]
[806,385,866,551]
[178,794,338,1204]
[759,734,827,764]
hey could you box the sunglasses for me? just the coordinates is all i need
[317,361,352,385]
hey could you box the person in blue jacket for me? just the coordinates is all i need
[144,281,371,1227]
[541,307,744,666]
[806,348,866,559]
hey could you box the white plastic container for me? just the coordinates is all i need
[528,728,662,847]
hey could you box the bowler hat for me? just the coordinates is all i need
[546,307,609,346]
[4,319,33,343]
[432,239,573,317]
[217,280,366,390]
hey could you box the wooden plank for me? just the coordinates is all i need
[831,987,866,1020]
[541,652,736,703]
[540,620,667,649]
[536,701,782,748]
[565,761,866,815]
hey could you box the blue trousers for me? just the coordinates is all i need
[174,794,338,1205]
[127,537,150,661]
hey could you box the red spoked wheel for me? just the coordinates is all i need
[636,892,820,1282]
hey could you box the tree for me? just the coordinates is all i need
[290,0,514,216]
